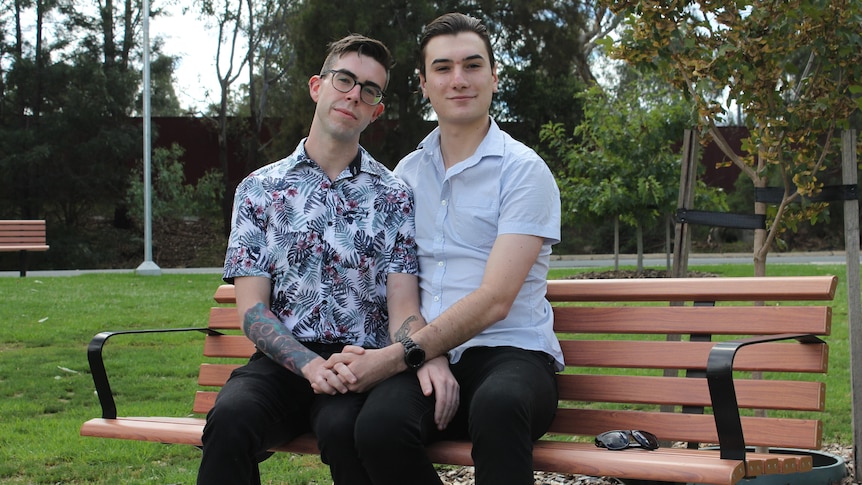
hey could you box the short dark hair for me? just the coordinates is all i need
[417,13,495,76]
[321,34,394,89]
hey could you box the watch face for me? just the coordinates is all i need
[406,347,425,368]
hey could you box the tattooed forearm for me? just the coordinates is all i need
[393,314,420,342]
[243,302,317,375]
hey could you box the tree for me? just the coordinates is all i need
[489,0,621,141]
[541,74,726,271]
[607,0,862,275]
[263,1,618,169]
[197,0,299,234]
[0,0,182,268]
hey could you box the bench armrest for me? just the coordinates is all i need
[87,327,223,419]
[706,333,824,462]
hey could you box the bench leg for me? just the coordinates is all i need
[250,464,261,485]
[18,250,28,277]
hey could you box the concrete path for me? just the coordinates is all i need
[2,251,853,277]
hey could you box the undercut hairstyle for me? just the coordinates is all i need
[417,12,496,76]
[321,34,394,89]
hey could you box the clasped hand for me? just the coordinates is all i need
[318,346,460,430]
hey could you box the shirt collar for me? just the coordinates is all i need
[291,139,385,179]
[417,117,505,169]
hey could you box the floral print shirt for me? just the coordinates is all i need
[223,140,418,348]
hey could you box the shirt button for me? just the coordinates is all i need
[441,199,448,206]
[433,296,440,302]
[437,261,444,267]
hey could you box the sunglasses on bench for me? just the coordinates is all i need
[595,430,660,451]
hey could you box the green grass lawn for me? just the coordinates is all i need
[0,264,855,484]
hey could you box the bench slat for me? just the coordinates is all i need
[561,340,828,372]
[211,304,834,337]
[209,276,839,305]
[549,408,823,450]
[208,307,241,329]
[213,285,235,304]
[557,374,824,411]
[198,363,241,386]
[197,358,827,411]
[546,276,837,302]
[204,335,255,358]
[0,245,50,251]
[554,305,831,335]
[193,391,217,414]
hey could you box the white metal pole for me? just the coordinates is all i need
[136,0,161,275]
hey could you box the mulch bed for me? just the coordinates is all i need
[565,268,718,279]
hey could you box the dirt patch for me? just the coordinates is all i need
[566,269,718,279]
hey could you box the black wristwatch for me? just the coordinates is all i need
[400,337,426,370]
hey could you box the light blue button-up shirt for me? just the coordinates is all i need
[395,119,564,370]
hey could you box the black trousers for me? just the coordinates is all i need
[355,346,559,485]
[197,346,375,485]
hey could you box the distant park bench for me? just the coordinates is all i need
[0,220,49,277]
[81,275,837,485]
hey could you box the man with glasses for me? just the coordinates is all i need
[327,13,563,485]
[197,34,458,485]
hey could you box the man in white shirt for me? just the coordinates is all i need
[327,13,562,485]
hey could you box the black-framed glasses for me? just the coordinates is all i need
[321,69,385,106]
[595,430,659,451]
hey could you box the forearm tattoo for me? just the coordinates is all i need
[243,302,316,375]
[394,315,419,342]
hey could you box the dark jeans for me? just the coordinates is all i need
[356,346,559,485]
[197,346,374,485]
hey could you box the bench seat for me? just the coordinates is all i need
[81,275,838,484]
[81,417,810,485]
[0,220,49,276]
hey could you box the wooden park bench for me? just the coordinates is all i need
[81,275,838,485]
[0,220,49,277]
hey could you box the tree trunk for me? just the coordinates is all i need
[636,221,644,273]
[613,216,620,272]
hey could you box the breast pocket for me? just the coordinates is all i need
[449,176,499,249]
[451,205,497,248]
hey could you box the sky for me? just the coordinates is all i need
[151,6,236,113]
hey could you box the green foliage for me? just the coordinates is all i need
[540,77,725,231]
[125,144,225,225]
[0,0,183,273]
[263,1,610,165]
[606,0,862,265]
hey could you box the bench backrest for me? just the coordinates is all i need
[197,275,836,451]
[0,220,49,249]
